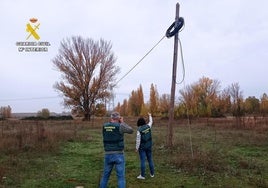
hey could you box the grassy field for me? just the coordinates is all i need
[0,117,268,188]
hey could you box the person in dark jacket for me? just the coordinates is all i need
[100,112,133,188]
[135,113,155,179]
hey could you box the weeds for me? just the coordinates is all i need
[0,120,93,154]
[0,118,267,187]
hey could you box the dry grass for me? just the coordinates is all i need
[0,119,102,154]
[0,117,267,187]
[151,117,268,186]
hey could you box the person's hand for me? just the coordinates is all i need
[119,117,124,123]
[135,149,138,153]
[148,112,151,116]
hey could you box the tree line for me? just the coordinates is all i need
[114,77,268,118]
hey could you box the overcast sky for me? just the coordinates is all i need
[0,0,267,113]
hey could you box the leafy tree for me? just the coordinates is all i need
[37,108,50,119]
[140,103,148,116]
[137,84,145,114]
[0,105,12,119]
[53,36,119,120]
[260,93,268,116]
[217,88,232,115]
[244,96,260,114]
[94,103,106,117]
[120,99,128,116]
[128,90,137,116]
[114,102,121,115]
[114,100,128,116]
[179,77,220,117]
[149,83,159,115]
[179,85,197,117]
[174,103,188,118]
[128,85,144,116]
[195,77,220,117]
[159,94,170,117]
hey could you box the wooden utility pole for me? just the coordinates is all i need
[167,3,180,147]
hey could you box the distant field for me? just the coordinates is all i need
[0,117,267,187]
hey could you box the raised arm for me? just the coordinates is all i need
[148,113,153,128]
[119,117,133,134]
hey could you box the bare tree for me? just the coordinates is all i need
[229,83,244,117]
[53,36,119,120]
[228,83,244,126]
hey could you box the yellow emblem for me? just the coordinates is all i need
[26,18,40,40]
